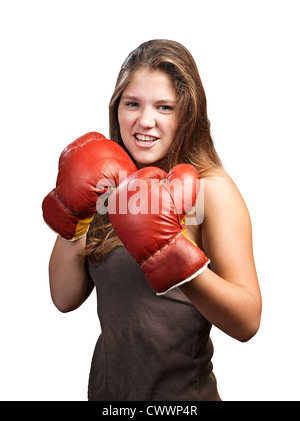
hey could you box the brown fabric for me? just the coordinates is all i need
[87,246,220,401]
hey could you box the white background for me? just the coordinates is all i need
[0,0,299,401]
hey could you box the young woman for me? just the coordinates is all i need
[45,40,262,401]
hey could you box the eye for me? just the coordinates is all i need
[126,102,139,108]
[158,105,174,112]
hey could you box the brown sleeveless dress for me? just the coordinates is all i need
[87,246,220,401]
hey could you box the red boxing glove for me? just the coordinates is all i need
[42,132,137,240]
[108,164,210,294]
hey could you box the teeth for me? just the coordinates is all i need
[135,134,158,142]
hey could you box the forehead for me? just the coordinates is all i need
[122,68,177,100]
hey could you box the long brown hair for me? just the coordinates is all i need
[85,39,222,262]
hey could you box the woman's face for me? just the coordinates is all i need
[118,68,178,168]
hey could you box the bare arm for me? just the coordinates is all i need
[49,235,94,313]
[181,172,262,342]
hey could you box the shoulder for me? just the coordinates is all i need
[200,168,255,275]
[187,168,250,229]
[202,167,239,194]
[202,168,250,222]
[186,167,251,245]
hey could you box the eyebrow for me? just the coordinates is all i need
[121,95,177,104]
[121,95,139,101]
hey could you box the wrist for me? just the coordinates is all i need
[42,189,94,240]
[141,232,209,295]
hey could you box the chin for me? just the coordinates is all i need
[136,157,168,170]
[135,160,154,169]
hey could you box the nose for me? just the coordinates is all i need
[137,106,156,129]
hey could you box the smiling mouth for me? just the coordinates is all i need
[134,134,158,142]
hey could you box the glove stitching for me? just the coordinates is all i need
[141,231,183,265]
